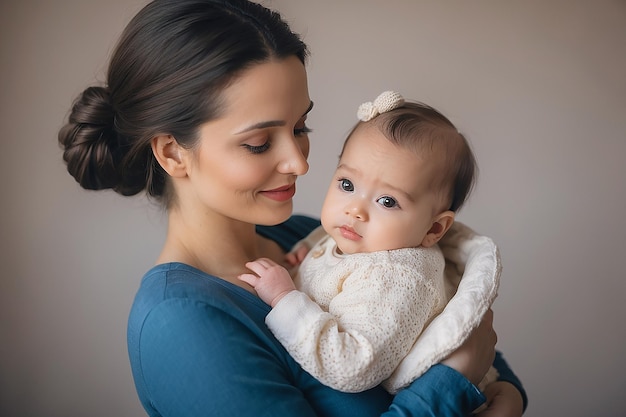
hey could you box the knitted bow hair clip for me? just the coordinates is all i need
[357,90,405,122]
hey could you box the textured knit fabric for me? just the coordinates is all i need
[385,221,502,393]
[357,91,405,121]
[267,230,448,393]
[268,221,503,395]
[127,215,525,416]
[278,219,528,410]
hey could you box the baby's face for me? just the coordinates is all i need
[320,125,446,254]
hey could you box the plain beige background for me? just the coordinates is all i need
[1,1,625,416]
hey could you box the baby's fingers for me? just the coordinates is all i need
[285,252,298,266]
[244,260,269,276]
[237,273,259,287]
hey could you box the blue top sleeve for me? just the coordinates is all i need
[127,215,523,416]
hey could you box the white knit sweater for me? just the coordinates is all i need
[267,222,502,394]
[266,229,448,393]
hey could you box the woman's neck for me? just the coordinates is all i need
[157,208,269,291]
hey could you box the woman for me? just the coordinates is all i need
[58,1,526,416]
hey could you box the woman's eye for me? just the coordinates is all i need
[243,142,271,154]
[377,196,398,208]
[339,178,354,192]
[294,124,312,137]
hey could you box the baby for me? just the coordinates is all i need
[240,91,499,394]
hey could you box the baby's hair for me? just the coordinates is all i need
[342,101,477,212]
[58,0,308,207]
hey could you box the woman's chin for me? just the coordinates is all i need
[257,204,293,226]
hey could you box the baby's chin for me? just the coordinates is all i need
[334,241,371,255]
[336,240,415,255]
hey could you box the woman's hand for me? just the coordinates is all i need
[441,309,497,386]
[475,381,524,417]
[238,258,296,307]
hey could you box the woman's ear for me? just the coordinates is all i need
[421,211,455,248]
[151,135,188,178]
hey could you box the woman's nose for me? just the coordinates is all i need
[278,137,309,176]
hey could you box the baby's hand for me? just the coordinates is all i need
[238,258,296,307]
[285,244,310,267]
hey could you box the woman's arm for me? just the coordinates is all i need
[136,296,487,417]
[137,298,322,417]
[388,309,499,416]
[387,365,485,417]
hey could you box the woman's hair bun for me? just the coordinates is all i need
[58,86,121,191]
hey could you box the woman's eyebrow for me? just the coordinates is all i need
[235,120,285,134]
[234,101,314,134]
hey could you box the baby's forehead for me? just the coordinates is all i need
[340,142,444,190]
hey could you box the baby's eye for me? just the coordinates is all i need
[377,196,399,209]
[339,178,354,192]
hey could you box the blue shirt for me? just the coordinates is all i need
[127,215,525,416]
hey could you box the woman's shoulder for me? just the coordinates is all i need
[127,263,270,353]
[127,263,305,415]
[130,262,267,318]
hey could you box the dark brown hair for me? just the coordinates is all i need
[342,101,477,212]
[58,0,308,206]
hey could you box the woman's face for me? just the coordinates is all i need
[180,56,312,226]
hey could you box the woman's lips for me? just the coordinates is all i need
[260,184,296,202]
[339,225,362,241]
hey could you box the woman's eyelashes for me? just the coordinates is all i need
[243,124,311,154]
[294,124,312,136]
[243,141,271,154]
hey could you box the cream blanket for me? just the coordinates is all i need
[383,221,501,393]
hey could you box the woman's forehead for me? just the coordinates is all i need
[220,57,311,123]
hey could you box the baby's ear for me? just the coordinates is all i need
[421,211,455,248]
